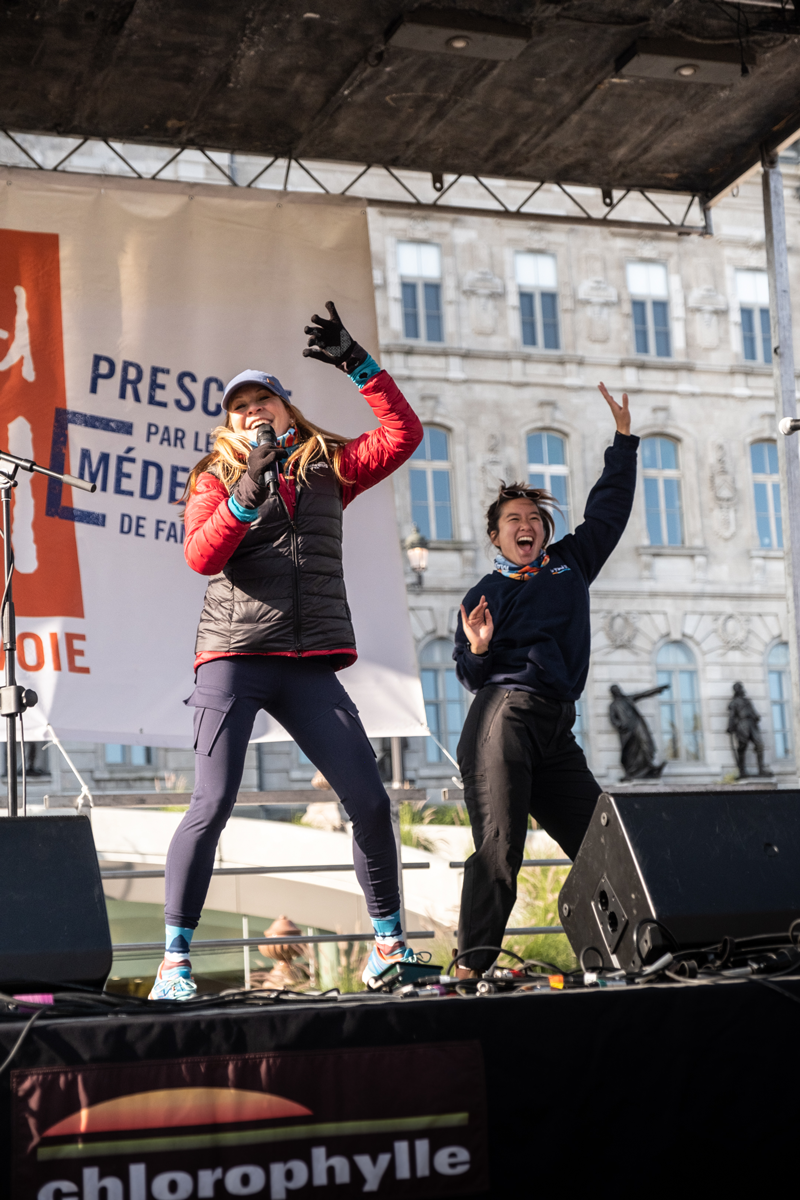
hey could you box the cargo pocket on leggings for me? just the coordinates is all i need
[335,695,377,759]
[184,686,236,756]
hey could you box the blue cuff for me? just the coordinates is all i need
[348,353,381,389]
[228,495,260,523]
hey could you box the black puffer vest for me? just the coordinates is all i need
[195,462,355,664]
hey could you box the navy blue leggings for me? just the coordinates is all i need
[164,655,399,928]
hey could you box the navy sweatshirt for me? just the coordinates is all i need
[454,432,639,700]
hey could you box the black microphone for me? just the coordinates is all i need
[256,423,280,497]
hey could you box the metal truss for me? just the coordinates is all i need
[0,129,711,237]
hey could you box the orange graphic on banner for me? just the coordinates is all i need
[0,228,83,616]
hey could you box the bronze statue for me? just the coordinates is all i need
[609,684,669,780]
[727,681,772,778]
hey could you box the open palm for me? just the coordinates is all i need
[460,595,494,655]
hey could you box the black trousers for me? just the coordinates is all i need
[457,686,601,972]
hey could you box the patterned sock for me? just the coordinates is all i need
[164,924,194,980]
[371,910,406,959]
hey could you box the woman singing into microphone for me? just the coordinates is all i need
[150,304,423,1000]
[453,385,637,977]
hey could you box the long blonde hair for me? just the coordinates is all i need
[183,401,353,499]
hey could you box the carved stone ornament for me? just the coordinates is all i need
[709,442,737,540]
[481,458,509,504]
[604,612,639,649]
[687,285,728,351]
[407,217,431,239]
[462,268,505,336]
[577,277,619,344]
[716,612,750,651]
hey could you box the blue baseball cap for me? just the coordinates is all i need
[222,369,292,412]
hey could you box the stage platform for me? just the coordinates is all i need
[3,974,798,1197]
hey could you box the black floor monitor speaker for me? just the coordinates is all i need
[0,814,112,992]
[559,789,800,971]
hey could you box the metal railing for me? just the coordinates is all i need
[102,862,429,879]
[105,852,570,954]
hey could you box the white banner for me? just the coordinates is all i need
[0,168,427,745]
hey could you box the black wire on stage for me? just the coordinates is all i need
[0,1006,44,1077]
[446,947,526,976]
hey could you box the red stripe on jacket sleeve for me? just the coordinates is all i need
[184,473,250,576]
[338,370,423,508]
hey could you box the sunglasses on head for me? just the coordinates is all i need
[499,487,544,501]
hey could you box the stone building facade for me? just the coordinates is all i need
[5,143,799,799]
[372,160,800,791]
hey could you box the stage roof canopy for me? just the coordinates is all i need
[2,1,800,203]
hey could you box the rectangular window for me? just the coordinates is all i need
[410,469,431,539]
[520,292,536,346]
[423,282,443,342]
[736,270,771,363]
[527,431,570,538]
[760,306,772,363]
[750,441,782,549]
[741,306,756,361]
[632,300,649,354]
[410,426,454,541]
[398,241,443,343]
[644,476,663,545]
[642,436,684,547]
[652,300,671,357]
[104,744,153,766]
[768,645,791,759]
[401,281,419,340]
[516,252,560,350]
[627,261,671,358]
[770,670,791,759]
[541,292,560,350]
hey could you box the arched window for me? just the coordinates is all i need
[750,441,782,549]
[656,641,703,762]
[767,642,791,759]
[642,436,684,546]
[420,639,469,764]
[527,431,569,539]
[410,426,453,540]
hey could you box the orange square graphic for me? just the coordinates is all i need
[0,228,83,617]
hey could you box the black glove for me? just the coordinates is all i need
[302,301,368,373]
[234,444,280,509]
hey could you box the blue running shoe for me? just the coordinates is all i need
[148,960,198,1001]
[362,943,417,986]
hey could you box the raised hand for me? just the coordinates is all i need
[302,301,367,373]
[460,595,494,656]
[598,382,631,436]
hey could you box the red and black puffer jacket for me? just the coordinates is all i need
[184,370,422,672]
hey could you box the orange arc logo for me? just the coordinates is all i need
[42,1087,313,1138]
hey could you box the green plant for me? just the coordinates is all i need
[427,801,469,826]
[503,865,577,974]
[399,800,437,852]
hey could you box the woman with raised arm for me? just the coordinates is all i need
[150,303,423,1000]
[453,385,638,977]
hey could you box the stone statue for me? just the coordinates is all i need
[609,684,669,781]
[727,682,772,778]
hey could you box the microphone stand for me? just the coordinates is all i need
[0,449,96,817]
